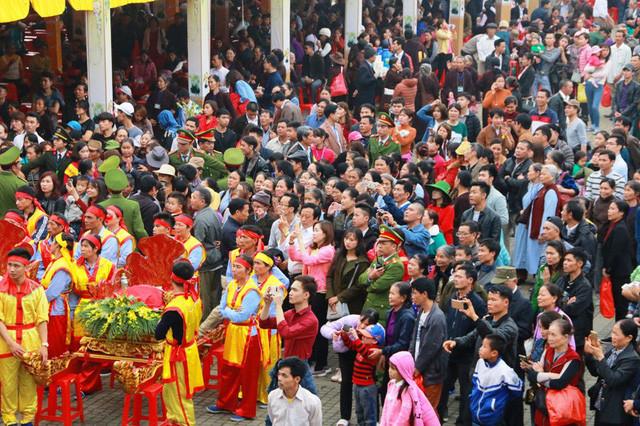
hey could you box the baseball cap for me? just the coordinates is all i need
[115,102,135,116]
[361,324,386,346]
[117,85,133,99]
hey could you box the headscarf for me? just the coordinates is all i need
[158,110,180,134]
[235,80,258,103]
[388,351,440,425]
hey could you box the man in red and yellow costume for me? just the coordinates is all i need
[15,185,48,243]
[3,209,37,259]
[34,213,69,279]
[72,233,116,393]
[155,260,203,426]
[105,205,135,269]
[75,205,118,265]
[207,254,262,422]
[0,248,49,426]
[252,251,288,405]
[40,233,76,358]
[173,214,205,272]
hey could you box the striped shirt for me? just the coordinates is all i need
[584,170,626,201]
[341,335,380,386]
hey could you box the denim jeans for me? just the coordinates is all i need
[303,79,324,104]
[530,74,551,98]
[585,82,604,129]
[354,384,378,426]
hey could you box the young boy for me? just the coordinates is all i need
[470,334,523,426]
[340,323,385,426]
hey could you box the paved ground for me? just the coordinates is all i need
[35,291,609,426]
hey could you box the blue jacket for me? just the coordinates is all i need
[470,357,523,426]
[382,306,416,358]
[398,223,430,258]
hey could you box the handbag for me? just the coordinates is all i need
[330,67,348,97]
[545,385,586,426]
[577,83,587,104]
[600,276,615,319]
[571,70,582,84]
[601,84,612,107]
[327,263,361,320]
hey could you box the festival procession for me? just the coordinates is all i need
[3,0,640,424]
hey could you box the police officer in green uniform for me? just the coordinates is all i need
[0,146,26,218]
[367,113,400,166]
[169,129,226,181]
[358,225,405,326]
[99,168,148,241]
[216,148,246,191]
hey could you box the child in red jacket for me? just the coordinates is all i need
[340,323,385,426]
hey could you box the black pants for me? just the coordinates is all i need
[338,350,356,420]
[199,270,221,321]
[438,359,472,426]
[612,275,630,321]
[309,292,328,370]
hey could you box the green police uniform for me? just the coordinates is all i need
[169,150,226,181]
[368,135,400,166]
[358,253,404,326]
[0,147,27,218]
[99,169,148,241]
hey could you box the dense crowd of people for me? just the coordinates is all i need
[4,0,640,425]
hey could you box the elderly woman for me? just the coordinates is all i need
[523,164,560,276]
[513,163,542,274]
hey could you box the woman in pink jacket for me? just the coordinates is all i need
[380,351,441,426]
[288,220,336,375]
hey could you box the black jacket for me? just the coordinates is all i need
[461,206,502,241]
[445,290,487,362]
[354,62,377,108]
[23,150,73,183]
[409,304,448,385]
[586,344,640,425]
[557,273,593,348]
[383,306,417,358]
[600,220,634,278]
[129,191,161,236]
[517,66,535,99]
[508,288,533,356]
[462,112,482,143]
[455,313,519,369]
[500,157,533,214]
[563,219,597,263]
[302,52,325,81]
[548,92,568,130]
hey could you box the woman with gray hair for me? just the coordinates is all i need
[432,245,455,298]
[417,63,440,106]
[522,164,561,276]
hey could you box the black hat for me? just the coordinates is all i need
[545,216,564,231]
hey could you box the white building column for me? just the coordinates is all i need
[344,0,362,58]
[403,0,418,34]
[187,0,211,103]
[271,0,291,76]
[85,0,112,116]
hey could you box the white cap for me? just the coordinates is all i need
[155,164,176,177]
[115,102,134,116]
[117,85,133,99]
[319,28,331,38]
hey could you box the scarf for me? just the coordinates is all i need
[529,184,560,240]
[603,219,621,243]
[389,351,436,424]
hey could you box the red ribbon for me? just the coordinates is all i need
[154,219,172,229]
[7,255,30,266]
[234,257,252,271]
[86,205,107,221]
[81,234,102,251]
[49,214,70,233]
[174,215,193,228]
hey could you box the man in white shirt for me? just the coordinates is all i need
[13,113,44,150]
[265,119,291,154]
[476,23,501,73]
[606,134,630,179]
[268,357,322,426]
[607,29,632,103]
[209,53,229,92]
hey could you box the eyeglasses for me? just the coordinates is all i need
[456,232,471,237]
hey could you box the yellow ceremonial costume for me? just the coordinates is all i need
[40,251,76,358]
[182,235,205,272]
[255,273,287,404]
[161,293,204,425]
[114,227,136,252]
[82,228,117,252]
[26,207,47,238]
[0,277,48,425]
[73,256,115,339]
[216,278,262,419]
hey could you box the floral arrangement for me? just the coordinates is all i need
[75,295,161,342]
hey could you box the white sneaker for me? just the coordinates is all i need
[336,419,349,426]
[330,368,342,383]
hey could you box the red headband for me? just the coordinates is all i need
[50,214,70,233]
[234,257,252,271]
[86,205,107,221]
[174,215,193,228]
[171,272,197,300]
[81,234,102,250]
[15,191,35,201]
[4,211,25,226]
[154,219,172,229]
[106,206,127,230]
[237,229,261,240]
[7,255,30,266]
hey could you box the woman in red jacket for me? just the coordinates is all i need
[427,181,454,244]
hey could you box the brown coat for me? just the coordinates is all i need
[393,78,419,111]
[320,119,347,155]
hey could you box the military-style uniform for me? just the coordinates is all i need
[0,275,48,425]
[368,134,400,166]
[0,146,26,218]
